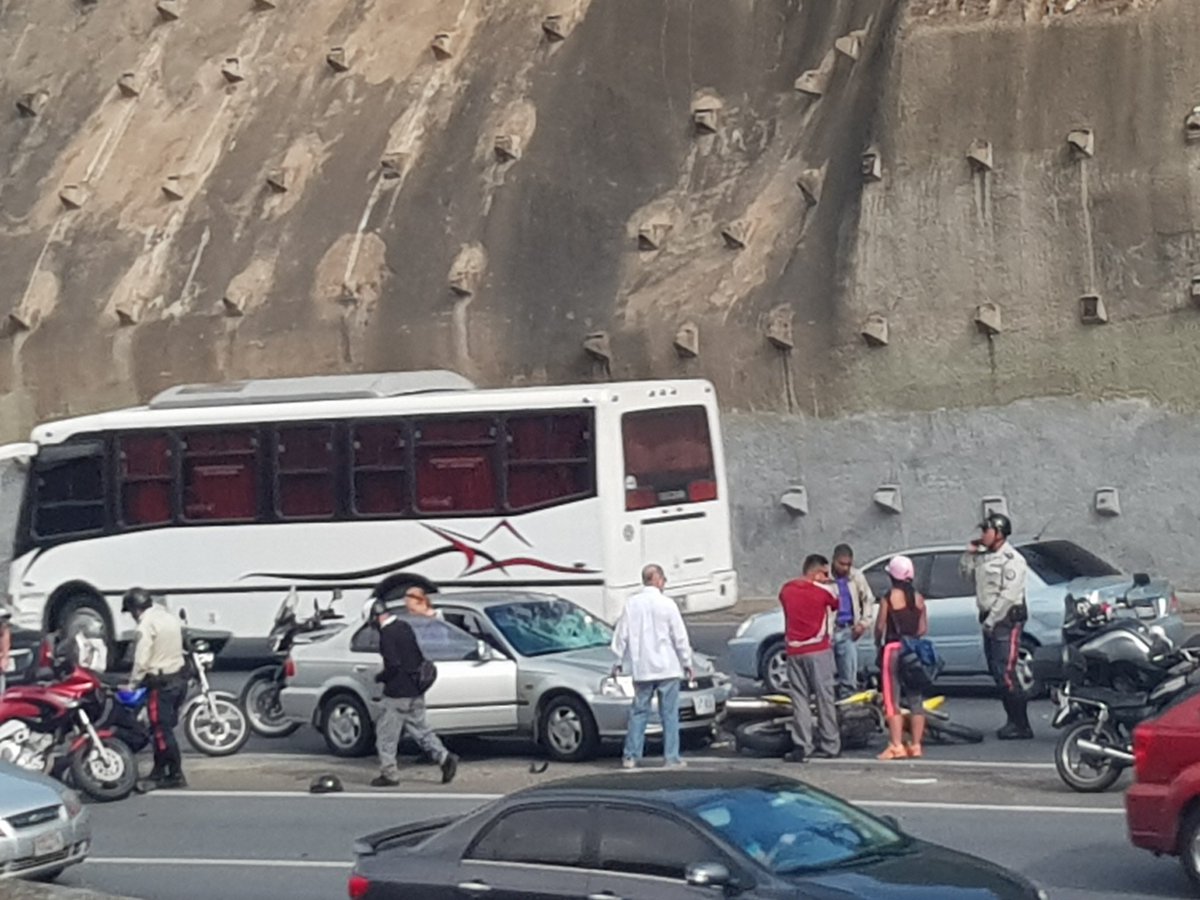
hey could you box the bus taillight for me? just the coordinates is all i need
[625,488,657,511]
[687,480,718,502]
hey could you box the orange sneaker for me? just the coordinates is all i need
[907,744,923,758]
[877,744,907,760]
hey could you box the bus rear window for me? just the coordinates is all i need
[622,407,716,511]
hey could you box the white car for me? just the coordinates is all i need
[0,761,91,881]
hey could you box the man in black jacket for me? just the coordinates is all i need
[369,601,458,787]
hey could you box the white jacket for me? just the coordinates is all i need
[611,586,694,682]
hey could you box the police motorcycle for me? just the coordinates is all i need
[240,587,344,738]
[1048,583,1200,793]
[115,612,249,757]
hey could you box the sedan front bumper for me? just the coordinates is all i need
[0,810,90,880]
[592,684,732,737]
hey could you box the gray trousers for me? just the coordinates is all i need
[786,650,840,756]
[376,696,448,779]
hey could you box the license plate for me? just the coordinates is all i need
[33,831,65,857]
[693,694,716,716]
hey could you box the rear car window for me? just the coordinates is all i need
[622,406,716,511]
[1020,541,1120,585]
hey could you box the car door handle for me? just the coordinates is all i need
[588,893,624,900]
[353,665,369,673]
[456,881,492,893]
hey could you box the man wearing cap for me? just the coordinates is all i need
[961,513,1033,740]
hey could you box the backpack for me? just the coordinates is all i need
[898,636,943,691]
[415,659,438,694]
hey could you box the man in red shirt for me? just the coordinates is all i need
[779,553,840,762]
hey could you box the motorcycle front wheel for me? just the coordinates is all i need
[1055,719,1125,793]
[70,737,137,802]
[240,668,300,739]
[184,691,250,757]
[734,719,794,756]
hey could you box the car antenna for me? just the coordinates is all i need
[1032,517,1054,541]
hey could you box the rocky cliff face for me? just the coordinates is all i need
[5,0,1200,590]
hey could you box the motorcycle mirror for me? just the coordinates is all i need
[178,609,188,623]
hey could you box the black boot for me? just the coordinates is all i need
[996,697,1034,740]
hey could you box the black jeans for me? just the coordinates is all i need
[983,623,1029,727]
[147,674,186,777]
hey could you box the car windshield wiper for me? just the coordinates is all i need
[778,841,913,875]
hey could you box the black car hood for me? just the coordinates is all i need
[791,840,1036,899]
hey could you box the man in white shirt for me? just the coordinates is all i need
[611,563,694,769]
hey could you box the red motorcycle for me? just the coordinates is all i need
[0,650,139,802]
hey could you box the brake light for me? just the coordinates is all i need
[625,488,657,511]
[347,874,370,899]
[687,479,718,502]
[1133,725,1153,782]
[1171,592,1181,615]
[284,657,296,680]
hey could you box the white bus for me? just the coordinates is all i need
[0,371,737,652]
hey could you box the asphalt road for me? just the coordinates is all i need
[40,618,1200,900]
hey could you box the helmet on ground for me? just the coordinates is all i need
[885,555,915,583]
[116,687,148,707]
[309,773,343,794]
[980,513,1012,537]
[121,588,155,617]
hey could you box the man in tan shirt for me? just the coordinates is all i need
[123,588,187,791]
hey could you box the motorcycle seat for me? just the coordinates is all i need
[1071,686,1148,708]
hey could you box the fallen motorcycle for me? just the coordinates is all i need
[725,687,983,757]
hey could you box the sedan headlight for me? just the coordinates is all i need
[600,675,635,698]
[734,618,754,639]
[61,789,84,818]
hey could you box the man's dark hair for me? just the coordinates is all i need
[832,543,853,561]
[803,554,829,574]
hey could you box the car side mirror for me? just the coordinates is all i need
[1133,572,1151,587]
[475,639,494,662]
[685,862,730,888]
[881,814,902,832]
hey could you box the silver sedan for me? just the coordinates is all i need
[279,591,731,762]
[0,762,91,881]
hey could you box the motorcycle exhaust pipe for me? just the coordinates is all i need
[1076,738,1135,764]
[723,697,788,716]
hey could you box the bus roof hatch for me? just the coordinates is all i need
[147,371,477,409]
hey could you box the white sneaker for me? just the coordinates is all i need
[621,758,637,770]
[664,759,688,769]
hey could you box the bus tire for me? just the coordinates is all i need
[56,594,114,668]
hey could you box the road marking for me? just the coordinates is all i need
[686,755,1056,770]
[87,857,347,869]
[146,790,501,801]
[859,800,1123,815]
[142,790,1122,815]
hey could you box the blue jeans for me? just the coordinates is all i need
[832,625,859,697]
[622,678,681,763]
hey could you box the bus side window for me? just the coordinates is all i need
[414,418,498,514]
[505,413,593,511]
[34,441,107,538]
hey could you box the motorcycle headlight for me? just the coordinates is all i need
[734,618,754,639]
[600,675,635,698]
[61,789,84,818]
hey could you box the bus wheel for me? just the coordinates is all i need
[58,595,113,665]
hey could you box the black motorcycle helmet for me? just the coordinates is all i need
[980,513,1012,538]
[309,773,344,794]
[367,598,389,629]
[121,587,155,618]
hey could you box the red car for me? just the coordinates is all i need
[1126,687,1200,891]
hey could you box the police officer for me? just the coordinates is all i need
[123,588,188,790]
[961,513,1033,740]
